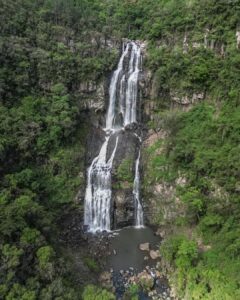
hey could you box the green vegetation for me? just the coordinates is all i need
[145,103,240,298]
[115,157,134,187]
[144,138,177,184]
[82,285,115,300]
[159,104,240,299]
[0,0,117,298]
[123,284,139,300]
[83,257,100,273]
[135,1,240,299]
[1,0,240,299]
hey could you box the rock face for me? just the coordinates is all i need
[146,177,187,226]
[80,81,106,113]
[111,128,141,228]
[236,31,240,49]
[86,127,106,165]
[142,129,187,227]
[170,91,205,106]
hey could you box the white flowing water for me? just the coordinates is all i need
[84,136,118,232]
[133,151,144,227]
[124,43,141,126]
[106,44,130,130]
[84,41,144,232]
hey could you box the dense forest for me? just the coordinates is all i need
[0,0,240,299]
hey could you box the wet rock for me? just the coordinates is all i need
[139,242,150,251]
[155,271,161,278]
[99,271,112,289]
[155,228,166,238]
[109,129,140,229]
[144,256,149,261]
[86,127,106,165]
[150,250,160,260]
[99,271,111,281]
[138,270,154,291]
[115,190,127,206]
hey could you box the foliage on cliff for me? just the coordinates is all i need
[0,0,118,298]
[137,1,240,299]
[156,103,240,299]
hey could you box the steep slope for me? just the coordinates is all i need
[0,1,119,298]
[129,1,240,299]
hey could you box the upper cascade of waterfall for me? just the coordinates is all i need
[106,42,142,131]
[84,41,144,233]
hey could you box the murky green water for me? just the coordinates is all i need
[106,226,160,271]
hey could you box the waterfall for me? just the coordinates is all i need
[124,43,141,126]
[133,151,144,227]
[84,41,144,232]
[106,44,130,130]
[84,136,118,232]
[106,42,141,130]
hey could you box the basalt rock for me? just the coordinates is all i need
[85,127,106,165]
[108,129,141,228]
[112,189,135,228]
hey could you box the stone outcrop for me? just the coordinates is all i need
[149,250,160,260]
[79,80,106,113]
[145,177,187,227]
[236,31,240,49]
[170,91,205,106]
[142,129,187,227]
[139,242,150,251]
[110,128,141,228]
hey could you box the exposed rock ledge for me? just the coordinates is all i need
[170,91,205,105]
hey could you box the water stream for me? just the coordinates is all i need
[134,151,144,227]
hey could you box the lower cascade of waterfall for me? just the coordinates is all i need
[84,136,119,232]
[84,41,144,233]
[133,151,144,228]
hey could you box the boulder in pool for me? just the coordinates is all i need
[150,250,160,260]
[139,242,150,251]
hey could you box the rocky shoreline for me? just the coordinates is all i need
[100,264,173,300]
